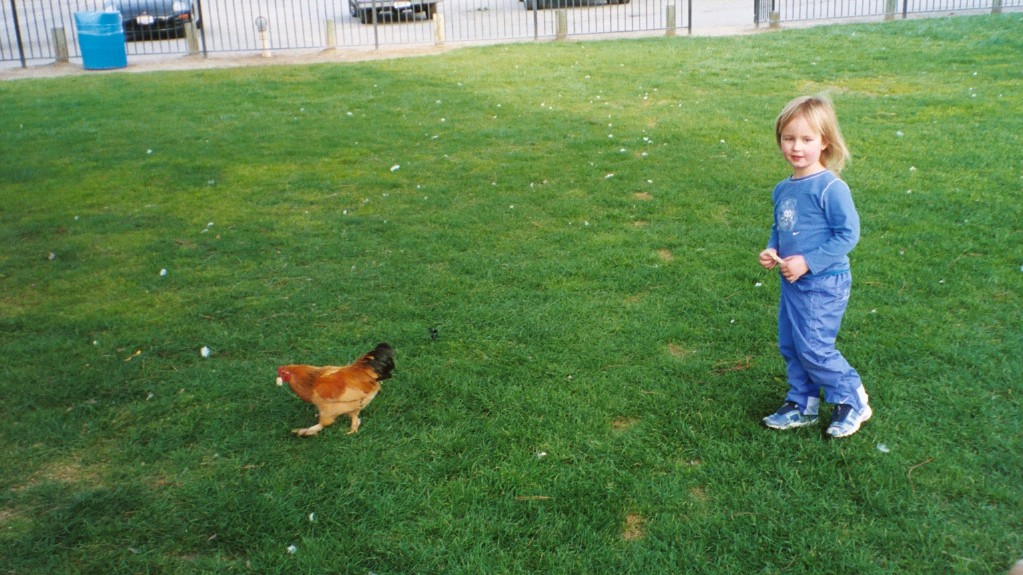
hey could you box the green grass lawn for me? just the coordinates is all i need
[1,13,1021,574]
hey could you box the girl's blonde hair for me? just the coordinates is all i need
[775,95,851,174]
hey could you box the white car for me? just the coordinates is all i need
[349,0,438,23]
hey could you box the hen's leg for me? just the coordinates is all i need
[347,411,362,434]
[292,424,322,437]
[292,412,336,437]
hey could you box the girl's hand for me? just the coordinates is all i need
[780,255,809,283]
[759,248,781,270]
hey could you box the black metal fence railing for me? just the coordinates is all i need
[755,0,1020,25]
[2,0,1019,68]
[2,0,696,66]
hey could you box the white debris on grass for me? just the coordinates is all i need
[877,443,891,453]
[287,544,297,555]
[390,164,400,172]
[160,268,168,277]
[200,346,211,358]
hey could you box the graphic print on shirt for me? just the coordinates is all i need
[778,197,798,232]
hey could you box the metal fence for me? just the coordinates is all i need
[1,0,695,66]
[1,0,1019,68]
[755,0,1020,24]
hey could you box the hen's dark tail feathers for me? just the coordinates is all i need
[361,343,395,381]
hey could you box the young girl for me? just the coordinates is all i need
[758,95,871,438]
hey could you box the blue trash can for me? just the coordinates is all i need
[75,12,128,70]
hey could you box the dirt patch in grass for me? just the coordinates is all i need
[43,461,98,483]
[667,342,692,359]
[622,513,646,541]
[690,486,709,503]
[12,458,104,492]
[0,508,20,524]
[713,356,753,374]
[611,417,638,432]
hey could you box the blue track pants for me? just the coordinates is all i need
[778,271,868,416]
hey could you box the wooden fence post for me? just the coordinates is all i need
[884,0,898,20]
[433,9,445,45]
[185,22,199,54]
[52,27,69,63]
[556,9,567,40]
[325,19,337,49]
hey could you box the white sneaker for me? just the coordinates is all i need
[826,404,873,438]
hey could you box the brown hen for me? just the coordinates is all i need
[276,343,395,437]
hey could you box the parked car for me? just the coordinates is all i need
[103,0,200,41]
[349,0,438,24]
[522,0,630,9]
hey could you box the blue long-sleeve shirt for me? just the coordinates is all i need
[767,170,859,276]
